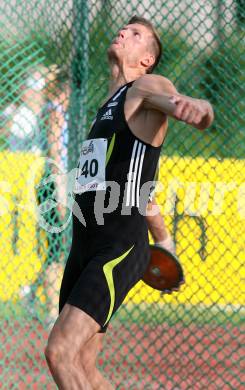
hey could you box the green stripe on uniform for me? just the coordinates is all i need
[105,133,116,166]
[103,245,134,326]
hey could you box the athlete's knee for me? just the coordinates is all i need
[45,341,62,369]
[45,336,74,369]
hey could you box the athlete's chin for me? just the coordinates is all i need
[108,43,119,54]
[107,45,121,61]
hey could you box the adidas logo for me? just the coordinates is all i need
[101,108,113,121]
[107,101,118,107]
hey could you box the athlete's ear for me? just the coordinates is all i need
[140,54,155,71]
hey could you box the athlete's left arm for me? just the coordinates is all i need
[134,75,214,130]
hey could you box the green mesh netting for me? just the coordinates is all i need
[0,1,244,389]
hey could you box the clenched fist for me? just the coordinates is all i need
[170,95,214,130]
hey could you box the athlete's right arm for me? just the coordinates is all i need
[133,74,214,130]
[146,197,175,254]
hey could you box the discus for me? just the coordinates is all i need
[142,245,184,293]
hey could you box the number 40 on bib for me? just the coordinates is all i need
[74,138,107,193]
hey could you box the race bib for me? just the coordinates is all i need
[74,138,107,194]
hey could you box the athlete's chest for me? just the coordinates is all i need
[88,85,129,140]
[88,105,119,139]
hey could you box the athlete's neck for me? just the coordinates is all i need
[108,62,143,95]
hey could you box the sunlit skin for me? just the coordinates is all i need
[108,24,155,72]
[107,23,156,94]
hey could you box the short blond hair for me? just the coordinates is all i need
[128,16,162,73]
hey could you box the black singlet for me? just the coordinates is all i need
[73,81,162,246]
[59,82,163,332]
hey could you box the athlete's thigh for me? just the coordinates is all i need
[48,303,100,355]
[66,237,150,331]
[59,217,90,312]
[59,248,90,313]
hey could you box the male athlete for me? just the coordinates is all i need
[45,16,214,389]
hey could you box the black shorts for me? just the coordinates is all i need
[59,218,150,332]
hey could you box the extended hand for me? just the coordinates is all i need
[170,95,214,130]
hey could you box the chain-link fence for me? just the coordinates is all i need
[0,1,244,389]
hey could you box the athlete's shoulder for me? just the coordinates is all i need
[131,74,177,97]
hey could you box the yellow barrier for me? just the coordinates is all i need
[127,156,244,306]
[0,153,244,306]
[0,152,46,300]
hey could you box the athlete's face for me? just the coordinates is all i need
[108,23,155,72]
